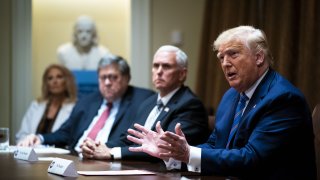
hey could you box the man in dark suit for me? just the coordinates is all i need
[81,45,210,161]
[17,55,154,154]
[126,26,316,179]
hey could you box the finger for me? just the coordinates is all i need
[86,141,96,149]
[127,135,142,145]
[134,123,152,134]
[160,132,180,144]
[158,143,175,151]
[95,141,101,146]
[159,152,173,158]
[82,151,93,159]
[175,123,186,138]
[82,145,94,155]
[127,128,144,139]
[34,137,40,145]
[27,139,34,147]
[128,146,143,152]
[155,121,164,134]
[82,141,95,151]
[85,137,95,143]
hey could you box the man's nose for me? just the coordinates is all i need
[156,66,163,74]
[221,56,231,67]
[104,78,112,85]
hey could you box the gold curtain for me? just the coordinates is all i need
[196,0,320,112]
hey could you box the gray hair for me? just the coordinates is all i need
[213,26,273,65]
[98,55,131,80]
[154,45,188,68]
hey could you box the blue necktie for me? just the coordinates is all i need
[156,99,164,111]
[226,93,249,148]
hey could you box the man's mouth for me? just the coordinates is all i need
[226,72,237,80]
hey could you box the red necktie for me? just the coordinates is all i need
[87,103,113,140]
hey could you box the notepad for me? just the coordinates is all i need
[77,170,155,176]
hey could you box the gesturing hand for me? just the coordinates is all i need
[127,121,170,160]
[158,123,190,163]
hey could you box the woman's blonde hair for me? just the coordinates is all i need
[38,64,77,103]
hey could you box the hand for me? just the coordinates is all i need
[158,123,190,163]
[127,121,170,160]
[17,134,41,147]
[80,138,112,160]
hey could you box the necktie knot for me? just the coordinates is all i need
[239,94,249,105]
[156,99,164,111]
[107,102,113,110]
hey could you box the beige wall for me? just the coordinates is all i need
[151,0,205,92]
[0,0,11,128]
[32,0,130,98]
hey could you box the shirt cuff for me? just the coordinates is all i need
[187,146,201,172]
[110,147,122,160]
[163,158,181,170]
[37,134,44,144]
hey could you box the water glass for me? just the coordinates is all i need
[0,127,9,152]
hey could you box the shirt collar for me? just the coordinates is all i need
[157,87,181,106]
[102,98,121,108]
[244,68,269,99]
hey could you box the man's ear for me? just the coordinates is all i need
[179,68,187,82]
[256,51,265,67]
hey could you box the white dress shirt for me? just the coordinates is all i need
[74,98,121,153]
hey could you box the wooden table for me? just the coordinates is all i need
[0,152,227,179]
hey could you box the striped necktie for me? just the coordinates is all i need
[226,94,248,148]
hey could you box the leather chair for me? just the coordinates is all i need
[208,115,215,131]
[312,104,320,180]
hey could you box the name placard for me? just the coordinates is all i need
[14,147,38,162]
[47,158,78,177]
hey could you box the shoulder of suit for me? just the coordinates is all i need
[77,91,102,102]
[127,86,155,96]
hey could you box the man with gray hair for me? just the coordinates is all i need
[126,26,316,179]
[57,15,111,70]
[81,45,211,161]
[17,55,154,154]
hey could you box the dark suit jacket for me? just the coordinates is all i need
[113,86,211,161]
[199,69,316,179]
[42,86,154,151]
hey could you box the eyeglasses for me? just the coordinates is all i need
[99,74,119,82]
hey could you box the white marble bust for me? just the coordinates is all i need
[57,15,111,70]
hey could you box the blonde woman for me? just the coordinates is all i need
[16,64,77,144]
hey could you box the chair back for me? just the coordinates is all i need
[208,115,215,131]
[312,104,320,180]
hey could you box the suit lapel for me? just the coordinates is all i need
[78,93,103,137]
[151,86,186,130]
[242,69,276,121]
[113,96,130,128]
[136,95,158,125]
[221,93,240,147]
